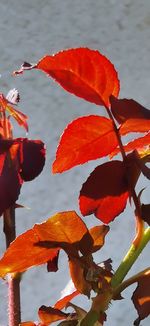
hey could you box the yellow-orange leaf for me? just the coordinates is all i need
[0,211,88,277]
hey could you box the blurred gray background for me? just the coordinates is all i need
[0,0,150,325]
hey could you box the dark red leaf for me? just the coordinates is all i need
[18,138,46,181]
[0,151,22,216]
[52,115,118,173]
[132,271,150,325]
[141,204,150,225]
[0,139,14,154]
[38,305,70,324]
[79,161,129,223]
[110,96,150,123]
[14,48,120,107]
[47,250,59,272]
[110,97,150,134]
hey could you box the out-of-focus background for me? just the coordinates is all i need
[0,0,150,325]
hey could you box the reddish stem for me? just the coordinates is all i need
[3,208,21,326]
[1,104,21,325]
[105,105,144,247]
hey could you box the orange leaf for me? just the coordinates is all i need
[79,161,129,223]
[110,132,150,158]
[132,271,150,325]
[0,228,58,277]
[0,211,88,277]
[69,258,92,297]
[52,115,118,173]
[38,306,70,325]
[20,322,37,326]
[89,225,110,253]
[120,119,150,135]
[14,48,120,107]
[0,93,28,132]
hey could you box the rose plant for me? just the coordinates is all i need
[0,48,149,326]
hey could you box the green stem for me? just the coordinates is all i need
[111,227,150,288]
[113,267,150,298]
[79,310,99,326]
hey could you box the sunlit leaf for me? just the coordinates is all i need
[120,119,150,135]
[110,132,150,158]
[79,161,129,223]
[0,93,28,132]
[54,289,79,310]
[88,225,110,253]
[0,118,13,138]
[38,305,70,324]
[69,258,92,297]
[13,48,120,107]
[132,270,150,325]
[52,115,118,173]
[0,227,59,277]
[0,211,89,277]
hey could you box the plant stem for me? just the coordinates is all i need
[3,207,21,325]
[113,267,150,298]
[111,227,150,288]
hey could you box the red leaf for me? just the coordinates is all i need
[52,115,118,173]
[14,48,120,107]
[38,306,70,324]
[110,97,150,134]
[132,271,150,325]
[120,119,150,135]
[110,96,150,123]
[79,161,129,223]
[0,211,88,276]
[110,132,150,158]
[55,290,79,310]
[18,138,46,181]
[0,93,28,132]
